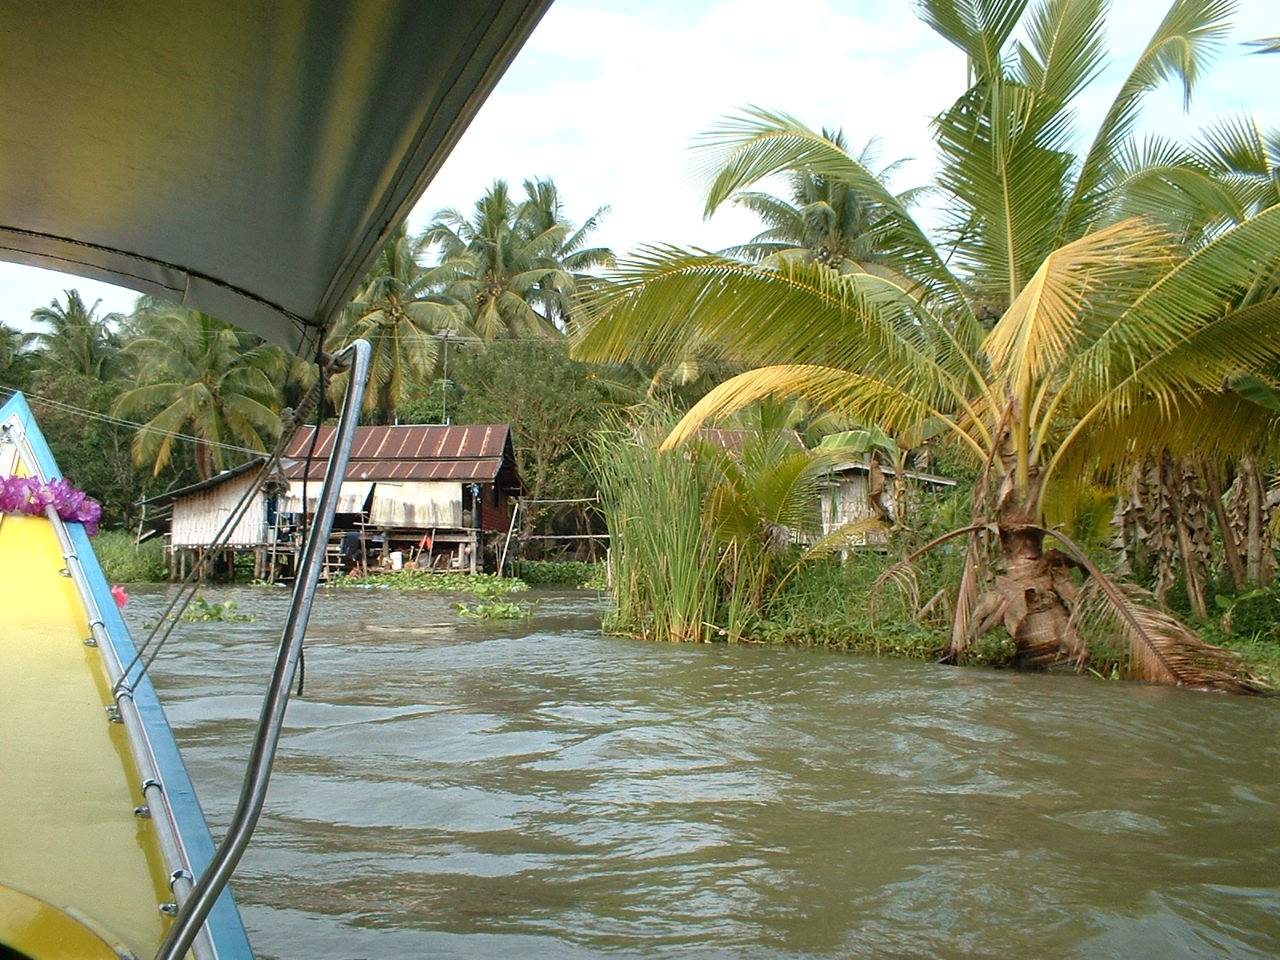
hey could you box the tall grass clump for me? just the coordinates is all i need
[592,418,724,642]
[591,409,830,643]
[96,530,168,582]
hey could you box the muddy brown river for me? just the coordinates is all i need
[127,586,1280,959]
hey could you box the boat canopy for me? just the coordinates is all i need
[0,0,550,353]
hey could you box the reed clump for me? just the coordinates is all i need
[591,411,829,643]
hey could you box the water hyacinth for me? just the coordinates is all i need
[0,475,102,534]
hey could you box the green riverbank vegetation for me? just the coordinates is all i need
[96,530,169,583]
[509,559,608,589]
[327,571,527,595]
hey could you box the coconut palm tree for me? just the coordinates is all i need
[423,179,612,339]
[30,289,121,379]
[0,323,35,384]
[114,305,282,479]
[576,0,1277,692]
[519,177,615,330]
[724,131,917,271]
[326,225,469,422]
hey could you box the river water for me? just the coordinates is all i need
[127,586,1280,960]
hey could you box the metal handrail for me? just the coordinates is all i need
[154,339,371,960]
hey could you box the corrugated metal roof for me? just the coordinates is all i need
[828,459,957,487]
[144,424,521,505]
[138,458,282,506]
[284,424,514,483]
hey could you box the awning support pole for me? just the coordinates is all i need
[155,339,371,960]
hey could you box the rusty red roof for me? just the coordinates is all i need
[284,424,515,483]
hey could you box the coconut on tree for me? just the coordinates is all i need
[576,0,1279,692]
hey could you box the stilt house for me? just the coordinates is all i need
[143,423,523,580]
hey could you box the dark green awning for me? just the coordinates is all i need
[0,1,550,352]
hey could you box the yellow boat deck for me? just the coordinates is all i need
[0,511,171,957]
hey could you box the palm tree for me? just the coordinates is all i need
[326,225,469,423]
[576,0,1276,692]
[0,323,35,382]
[30,289,121,379]
[114,305,282,479]
[423,179,612,339]
[723,131,916,271]
[519,178,616,330]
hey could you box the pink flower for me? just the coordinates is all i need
[111,585,129,609]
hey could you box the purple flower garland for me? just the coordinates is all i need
[0,475,103,535]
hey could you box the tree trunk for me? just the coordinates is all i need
[194,440,213,481]
[1165,455,1208,619]
[1244,457,1265,586]
[1170,490,1207,619]
[1203,461,1246,591]
[992,516,1081,668]
[971,462,1084,667]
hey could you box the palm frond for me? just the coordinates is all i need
[659,364,984,460]
[1066,204,1280,413]
[802,516,890,561]
[1061,0,1234,240]
[575,248,985,418]
[1106,136,1243,231]
[1016,0,1107,104]
[695,108,973,312]
[916,0,1029,80]
[934,79,1077,303]
[985,218,1176,396]
[1068,578,1265,692]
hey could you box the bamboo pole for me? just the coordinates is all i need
[497,500,520,577]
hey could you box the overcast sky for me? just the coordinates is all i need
[2,0,1275,331]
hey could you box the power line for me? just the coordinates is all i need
[0,385,264,456]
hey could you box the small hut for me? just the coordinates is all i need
[144,423,523,580]
[821,457,956,548]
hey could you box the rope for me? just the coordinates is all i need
[296,344,328,698]
[0,384,263,456]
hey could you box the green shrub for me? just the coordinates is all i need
[455,598,532,620]
[328,570,526,595]
[510,559,605,587]
[96,530,168,583]
[1215,587,1280,642]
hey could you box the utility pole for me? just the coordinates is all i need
[437,331,451,424]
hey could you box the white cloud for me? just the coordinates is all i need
[410,0,966,255]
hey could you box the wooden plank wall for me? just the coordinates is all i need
[170,473,268,547]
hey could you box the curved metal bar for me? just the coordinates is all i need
[155,338,371,960]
